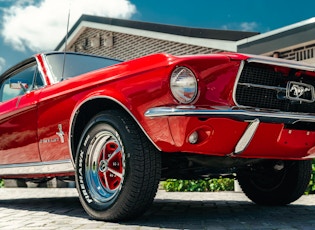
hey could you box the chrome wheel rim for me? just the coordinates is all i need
[85,129,125,204]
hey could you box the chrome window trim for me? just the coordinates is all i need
[39,54,56,85]
[0,159,74,176]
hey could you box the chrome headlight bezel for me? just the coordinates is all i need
[170,66,198,104]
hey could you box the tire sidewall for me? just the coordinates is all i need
[237,160,312,205]
[75,112,132,216]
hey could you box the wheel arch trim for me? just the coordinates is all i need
[69,95,161,165]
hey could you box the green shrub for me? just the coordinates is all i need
[162,160,315,194]
[305,159,315,194]
[162,177,234,192]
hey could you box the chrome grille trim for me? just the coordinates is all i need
[238,82,286,92]
[234,59,315,113]
[232,60,245,106]
[247,56,315,72]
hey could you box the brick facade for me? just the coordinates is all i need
[68,28,223,61]
[60,16,315,65]
[66,27,315,65]
[276,43,315,62]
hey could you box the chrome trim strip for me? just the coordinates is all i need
[0,160,74,176]
[145,106,315,124]
[247,56,315,72]
[232,60,245,106]
[234,119,260,154]
[238,82,286,92]
[36,55,49,86]
[39,54,56,84]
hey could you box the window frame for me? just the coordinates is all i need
[0,58,45,102]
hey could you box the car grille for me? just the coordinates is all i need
[234,62,315,113]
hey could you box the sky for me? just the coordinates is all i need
[0,0,314,74]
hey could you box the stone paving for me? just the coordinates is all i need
[0,188,315,229]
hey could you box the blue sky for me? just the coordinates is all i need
[0,0,314,74]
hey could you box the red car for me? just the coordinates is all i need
[0,52,315,221]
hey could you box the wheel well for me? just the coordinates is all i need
[70,98,124,161]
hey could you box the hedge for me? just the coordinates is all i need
[163,160,315,194]
[162,177,234,192]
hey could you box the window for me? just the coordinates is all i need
[46,53,121,82]
[0,63,44,102]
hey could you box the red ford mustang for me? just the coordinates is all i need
[0,52,315,221]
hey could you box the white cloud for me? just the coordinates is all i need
[240,22,258,31]
[222,21,258,32]
[1,0,137,52]
[0,57,6,73]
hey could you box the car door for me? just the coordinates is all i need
[0,59,44,164]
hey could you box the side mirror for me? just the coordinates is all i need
[9,81,29,92]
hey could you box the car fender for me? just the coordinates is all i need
[68,91,166,164]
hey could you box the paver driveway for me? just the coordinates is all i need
[0,188,315,229]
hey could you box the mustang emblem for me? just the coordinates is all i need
[56,124,65,143]
[286,81,315,103]
[290,84,310,97]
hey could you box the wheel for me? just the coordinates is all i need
[237,160,311,205]
[75,110,161,221]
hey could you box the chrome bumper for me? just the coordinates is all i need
[145,106,315,124]
[145,106,315,155]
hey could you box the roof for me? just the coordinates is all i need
[237,17,315,54]
[55,14,259,52]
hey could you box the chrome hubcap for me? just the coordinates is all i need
[85,130,125,204]
[99,160,108,173]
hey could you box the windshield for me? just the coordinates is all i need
[45,53,121,82]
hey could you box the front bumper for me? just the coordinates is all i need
[145,106,315,124]
[145,106,315,159]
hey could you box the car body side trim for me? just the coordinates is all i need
[145,106,315,124]
[0,159,74,176]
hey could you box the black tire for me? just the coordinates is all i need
[237,160,311,205]
[75,110,161,221]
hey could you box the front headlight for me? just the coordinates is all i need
[170,66,198,104]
